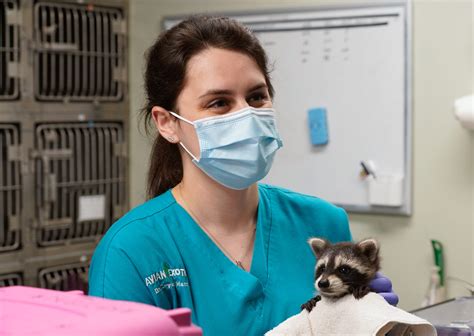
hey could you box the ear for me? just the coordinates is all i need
[357,238,379,263]
[151,106,179,144]
[308,238,329,259]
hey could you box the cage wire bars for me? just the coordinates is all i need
[0,0,128,290]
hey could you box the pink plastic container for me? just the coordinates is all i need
[0,286,202,335]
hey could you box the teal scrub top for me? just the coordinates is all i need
[89,184,351,335]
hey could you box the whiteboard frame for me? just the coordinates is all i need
[162,0,413,216]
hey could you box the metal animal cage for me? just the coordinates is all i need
[0,124,21,252]
[34,122,126,247]
[0,272,22,286]
[38,262,88,292]
[0,0,128,290]
[33,2,126,101]
[0,0,21,100]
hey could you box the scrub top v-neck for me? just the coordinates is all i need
[89,184,351,335]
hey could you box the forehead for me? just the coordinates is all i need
[183,48,266,95]
[316,246,357,265]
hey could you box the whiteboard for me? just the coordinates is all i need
[163,2,412,215]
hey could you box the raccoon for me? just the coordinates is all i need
[301,238,381,312]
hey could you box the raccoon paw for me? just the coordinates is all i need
[300,295,322,312]
[352,286,370,299]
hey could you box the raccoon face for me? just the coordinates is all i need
[313,254,370,298]
[308,238,380,299]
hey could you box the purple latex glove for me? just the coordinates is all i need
[369,272,399,306]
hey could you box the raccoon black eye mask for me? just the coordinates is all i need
[301,238,381,312]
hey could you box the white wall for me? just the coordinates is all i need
[128,0,474,311]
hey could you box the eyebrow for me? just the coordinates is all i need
[198,83,267,99]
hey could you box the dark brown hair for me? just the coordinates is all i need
[141,15,274,198]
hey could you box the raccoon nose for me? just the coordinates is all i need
[318,279,330,288]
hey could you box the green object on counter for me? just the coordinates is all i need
[431,240,445,286]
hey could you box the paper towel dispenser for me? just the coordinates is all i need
[454,94,474,130]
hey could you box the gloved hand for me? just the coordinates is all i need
[370,272,399,306]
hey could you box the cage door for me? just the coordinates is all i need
[34,122,126,246]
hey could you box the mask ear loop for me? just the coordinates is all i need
[168,111,200,162]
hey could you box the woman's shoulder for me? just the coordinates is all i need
[258,184,351,241]
[89,191,180,295]
[97,190,177,250]
[121,190,177,223]
[259,183,343,214]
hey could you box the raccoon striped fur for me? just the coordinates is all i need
[301,238,380,312]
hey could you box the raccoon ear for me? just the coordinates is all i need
[357,238,379,263]
[308,238,329,258]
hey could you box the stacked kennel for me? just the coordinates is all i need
[0,0,128,291]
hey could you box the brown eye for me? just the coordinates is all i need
[208,99,229,109]
[317,264,326,273]
[247,92,268,107]
[338,266,351,274]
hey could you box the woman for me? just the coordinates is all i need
[89,15,397,335]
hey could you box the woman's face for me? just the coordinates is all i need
[173,47,273,157]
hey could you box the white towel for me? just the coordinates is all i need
[266,293,436,336]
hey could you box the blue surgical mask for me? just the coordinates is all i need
[169,107,283,190]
